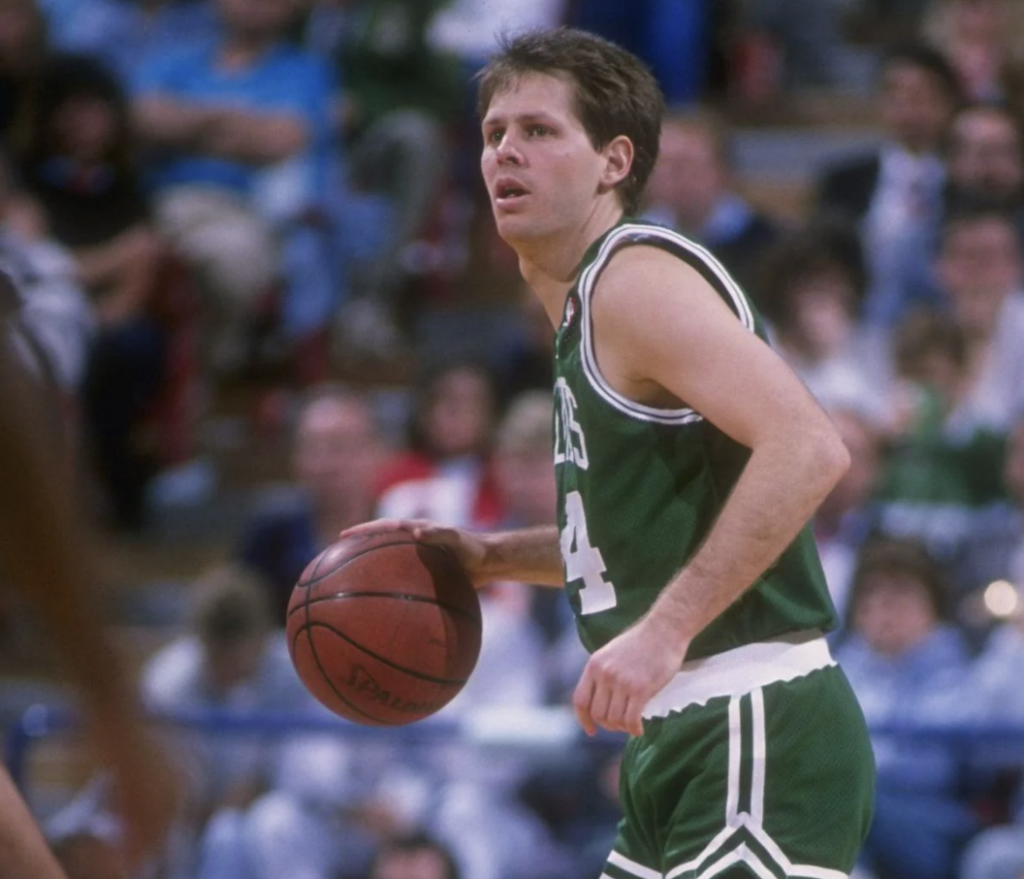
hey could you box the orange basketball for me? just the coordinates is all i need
[286,532,482,726]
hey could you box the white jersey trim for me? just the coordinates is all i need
[576,223,757,426]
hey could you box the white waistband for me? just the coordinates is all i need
[642,630,835,719]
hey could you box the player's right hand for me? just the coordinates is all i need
[339,519,493,588]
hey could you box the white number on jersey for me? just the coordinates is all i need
[560,491,617,614]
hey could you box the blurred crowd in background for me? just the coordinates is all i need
[2,1,1024,878]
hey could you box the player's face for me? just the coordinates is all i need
[481,73,614,246]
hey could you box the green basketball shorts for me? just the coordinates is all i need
[602,631,875,879]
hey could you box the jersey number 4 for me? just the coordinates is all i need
[560,491,617,614]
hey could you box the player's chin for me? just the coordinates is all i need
[493,214,540,246]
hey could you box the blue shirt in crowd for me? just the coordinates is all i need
[133,39,336,202]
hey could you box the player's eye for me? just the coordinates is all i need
[486,128,504,145]
[528,124,552,137]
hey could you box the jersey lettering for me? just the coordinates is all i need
[560,491,617,614]
[553,378,589,469]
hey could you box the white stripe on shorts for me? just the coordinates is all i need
[608,850,662,879]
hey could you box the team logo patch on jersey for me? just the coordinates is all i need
[563,296,576,328]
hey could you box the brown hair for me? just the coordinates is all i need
[894,308,967,380]
[756,218,867,329]
[661,106,734,170]
[189,566,272,650]
[847,538,950,622]
[476,27,664,215]
[495,390,553,456]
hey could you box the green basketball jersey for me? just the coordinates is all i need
[553,220,838,660]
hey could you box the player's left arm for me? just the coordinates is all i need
[573,245,850,736]
[0,332,181,870]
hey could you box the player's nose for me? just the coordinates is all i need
[495,134,523,165]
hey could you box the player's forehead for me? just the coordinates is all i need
[481,71,581,127]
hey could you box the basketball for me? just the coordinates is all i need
[285,531,482,726]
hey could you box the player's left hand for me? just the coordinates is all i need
[573,617,688,737]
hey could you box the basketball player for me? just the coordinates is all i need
[0,291,179,876]
[344,27,875,879]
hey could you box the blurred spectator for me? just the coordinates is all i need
[484,389,574,655]
[0,158,93,398]
[302,0,462,357]
[0,0,47,141]
[38,0,217,81]
[569,0,711,103]
[140,565,308,873]
[426,0,566,72]
[18,54,161,306]
[876,305,1008,593]
[815,41,962,329]
[835,538,979,879]
[17,53,171,530]
[736,0,849,91]
[369,831,461,879]
[425,576,565,879]
[923,0,1021,103]
[488,281,555,410]
[756,217,891,423]
[936,206,1024,434]
[815,407,885,621]
[132,0,338,379]
[376,359,502,528]
[958,602,1024,879]
[237,383,385,623]
[438,392,555,708]
[845,0,934,45]
[957,416,1024,622]
[193,732,379,879]
[945,101,1024,240]
[960,818,1024,879]
[488,390,555,531]
[49,831,125,879]
[641,107,783,305]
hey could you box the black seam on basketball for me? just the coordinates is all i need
[285,590,480,624]
[296,539,466,589]
[298,564,398,726]
[305,620,470,686]
[308,545,334,581]
[296,539,423,588]
[294,620,400,726]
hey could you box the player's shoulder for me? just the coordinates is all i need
[590,224,712,312]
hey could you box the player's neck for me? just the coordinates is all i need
[516,205,624,326]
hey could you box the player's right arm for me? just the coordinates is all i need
[339,520,565,588]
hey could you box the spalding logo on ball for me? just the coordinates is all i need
[286,531,482,726]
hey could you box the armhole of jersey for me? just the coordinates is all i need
[577,222,757,426]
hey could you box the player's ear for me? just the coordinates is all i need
[600,135,634,190]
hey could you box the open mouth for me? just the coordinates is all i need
[496,181,530,202]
